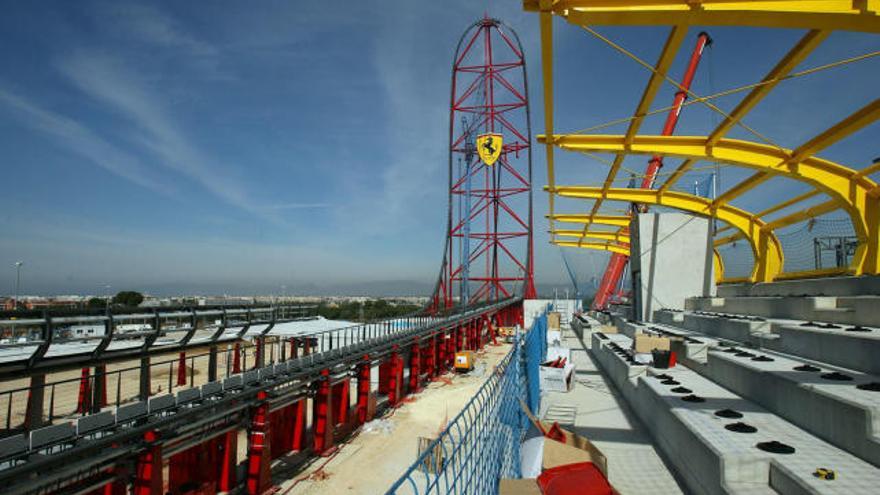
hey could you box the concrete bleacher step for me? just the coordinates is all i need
[590,331,880,495]
[686,295,878,327]
[629,319,880,468]
[654,309,880,375]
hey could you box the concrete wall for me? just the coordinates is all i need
[630,213,715,322]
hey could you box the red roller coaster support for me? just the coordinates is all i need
[246,390,272,495]
[219,429,238,492]
[76,367,91,414]
[332,378,350,427]
[408,340,421,394]
[356,356,372,425]
[233,342,242,374]
[425,336,436,379]
[133,431,162,495]
[438,332,448,373]
[592,32,711,311]
[429,17,535,313]
[312,369,334,455]
[176,352,187,387]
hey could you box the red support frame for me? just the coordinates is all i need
[356,356,372,425]
[219,429,238,492]
[76,367,91,414]
[408,340,422,394]
[246,390,272,495]
[332,379,350,427]
[176,352,187,387]
[312,369,334,455]
[133,431,162,495]
[428,17,535,313]
[233,342,242,374]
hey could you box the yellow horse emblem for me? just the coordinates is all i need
[476,133,502,166]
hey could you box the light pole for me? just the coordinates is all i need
[13,261,23,310]
[104,284,111,311]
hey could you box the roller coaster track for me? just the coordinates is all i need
[0,298,520,495]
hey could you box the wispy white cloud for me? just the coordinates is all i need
[261,203,331,211]
[0,87,171,194]
[98,2,217,57]
[55,51,277,220]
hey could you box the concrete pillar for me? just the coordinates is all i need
[630,213,715,321]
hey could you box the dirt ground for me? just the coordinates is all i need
[276,342,512,495]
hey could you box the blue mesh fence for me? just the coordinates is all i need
[387,310,548,495]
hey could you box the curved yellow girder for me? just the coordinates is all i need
[546,214,630,227]
[549,186,784,282]
[542,133,880,275]
[555,229,630,244]
[552,240,630,256]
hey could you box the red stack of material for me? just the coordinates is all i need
[537,462,612,495]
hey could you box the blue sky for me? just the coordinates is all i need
[0,1,877,296]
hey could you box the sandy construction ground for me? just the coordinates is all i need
[277,342,512,495]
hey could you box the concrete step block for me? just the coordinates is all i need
[591,332,880,495]
[686,343,880,467]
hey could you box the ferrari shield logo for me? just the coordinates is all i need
[477,133,502,166]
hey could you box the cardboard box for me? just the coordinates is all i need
[500,400,614,495]
[548,312,561,330]
[539,361,576,392]
[634,333,670,354]
[498,479,542,495]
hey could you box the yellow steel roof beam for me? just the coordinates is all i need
[524,1,880,34]
[547,214,632,227]
[552,240,631,255]
[551,186,784,281]
[539,3,558,239]
[544,133,880,274]
[554,229,632,244]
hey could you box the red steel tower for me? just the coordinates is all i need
[430,17,536,312]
